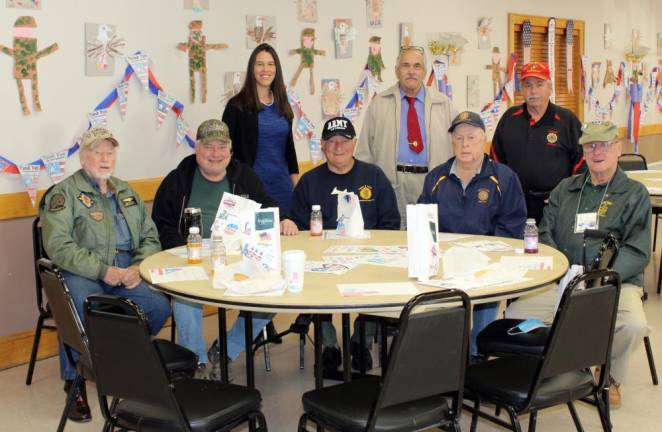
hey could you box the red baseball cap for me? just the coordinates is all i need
[520,62,551,81]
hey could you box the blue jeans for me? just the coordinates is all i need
[471,302,499,355]
[59,252,170,380]
[227,313,274,360]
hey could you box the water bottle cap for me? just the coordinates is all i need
[189,226,200,234]
[526,218,536,224]
[312,204,321,211]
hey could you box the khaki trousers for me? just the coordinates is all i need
[505,283,648,384]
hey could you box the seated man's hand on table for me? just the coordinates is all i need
[280,218,299,236]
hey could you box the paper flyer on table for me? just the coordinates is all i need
[437,232,473,242]
[213,261,285,296]
[500,255,553,270]
[323,230,371,240]
[422,264,528,290]
[305,261,356,275]
[337,282,418,297]
[149,266,209,283]
[323,245,407,255]
[456,239,514,252]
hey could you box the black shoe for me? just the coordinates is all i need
[63,379,92,423]
[350,342,373,371]
[322,346,342,375]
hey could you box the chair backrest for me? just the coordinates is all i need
[37,259,89,362]
[618,153,647,171]
[368,289,470,429]
[84,294,190,430]
[33,186,53,314]
[583,229,620,288]
[527,270,620,405]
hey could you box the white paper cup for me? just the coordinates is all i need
[282,250,306,293]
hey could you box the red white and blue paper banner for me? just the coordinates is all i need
[504,53,518,102]
[156,90,176,128]
[41,150,68,184]
[343,68,379,121]
[117,80,129,119]
[88,109,109,128]
[126,52,149,89]
[627,82,643,152]
[287,88,315,141]
[309,137,324,164]
[18,164,41,207]
[426,56,452,99]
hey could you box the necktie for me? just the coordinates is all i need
[406,96,424,154]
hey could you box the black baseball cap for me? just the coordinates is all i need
[321,116,356,140]
[448,111,486,133]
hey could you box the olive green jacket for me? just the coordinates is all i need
[40,170,161,280]
[539,168,651,286]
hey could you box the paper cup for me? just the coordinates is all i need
[282,250,306,293]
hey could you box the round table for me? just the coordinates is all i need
[626,169,662,197]
[140,230,569,387]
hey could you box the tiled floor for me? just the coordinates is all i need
[2,262,661,431]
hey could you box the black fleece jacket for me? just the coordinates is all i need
[152,154,280,250]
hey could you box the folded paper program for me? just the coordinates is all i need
[332,187,365,238]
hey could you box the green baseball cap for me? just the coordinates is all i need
[579,121,619,145]
[196,119,231,145]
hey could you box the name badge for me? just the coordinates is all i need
[574,212,598,234]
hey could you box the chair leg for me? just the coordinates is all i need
[643,336,659,385]
[25,314,45,385]
[58,373,82,432]
[298,413,308,432]
[170,314,176,343]
[567,402,584,432]
[299,332,306,370]
[658,249,662,294]
[263,327,272,372]
[470,399,479,432]
[528,410,537,432]
[380,319,388,373]
[595,391,612,432]
[653,214,659,251]
[506,406,523,432]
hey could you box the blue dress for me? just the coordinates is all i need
[253,103,294,215]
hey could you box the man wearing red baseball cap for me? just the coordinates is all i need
[491,61,583,223]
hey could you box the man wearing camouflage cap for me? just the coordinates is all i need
[41,127,170,422]
[506,121,650,408]
[152,119,298,379]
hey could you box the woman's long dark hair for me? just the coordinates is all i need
[231,43,293,121]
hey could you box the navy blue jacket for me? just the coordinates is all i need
[290,159,400,230]
[418,157,527,238]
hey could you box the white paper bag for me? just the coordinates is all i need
[406,204,440,281]
[332,188,365,238]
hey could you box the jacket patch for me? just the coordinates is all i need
[122,196,137,207]
[598,200,613,217]
[546,131,558,146]
[77,193,94,208]
[477,188,490,203]
[48,193,66,212]
[89,211,104,221]
[358,185,373,201]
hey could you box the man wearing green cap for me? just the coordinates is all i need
[506,121,650,408]
[152,119,298,379]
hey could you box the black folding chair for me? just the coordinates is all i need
[465,270,621,432]
[298,289,470,432]
[38,259,197,432]
[84,294,267,431]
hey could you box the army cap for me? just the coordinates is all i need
[579,121,619,145]
[196,119,231,145]
[80,127,119,151]
[448,111,485,133]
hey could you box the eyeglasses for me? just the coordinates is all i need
[399,45,425,54]
[582,141,615,153]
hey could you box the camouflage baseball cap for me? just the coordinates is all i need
[196,119,231,145]
[80,127,119,151]
[579,121,619,145]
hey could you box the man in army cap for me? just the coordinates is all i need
[506,121,650,408]
[152,119,298,380]
[41,127,170,422]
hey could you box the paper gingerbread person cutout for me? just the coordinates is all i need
[0,16,58,115]
[366,36,385,82]
[603,60,616,87]
[177,20,228,103]
[485,47,506,98]
[290,28,325,95]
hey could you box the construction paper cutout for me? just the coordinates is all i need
[485,47,505,99]
[296,0,318,23]
[400,23,413,47]
[6,0,40,9]
[246,15,276,48]
[221,71,245,104]
[366,0,383,28]
[183,0,208,12]
[321,78,343,119]
[366,36,385,82]
[604,24,613,50]
[85,23,125,76]
[477,17,492,49]
[290,28,325,95]
[0,16,58,115]
[177,20,228,103]
[333,19,355,59]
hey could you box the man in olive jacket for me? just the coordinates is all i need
[41,127,170,422]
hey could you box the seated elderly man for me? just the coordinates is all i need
[290,116,400,374]
[418,111,527,357]
[506,121,650,408]
[41,127,170,422]
[152,119,298,380]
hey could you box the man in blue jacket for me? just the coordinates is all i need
[418,111,527,356]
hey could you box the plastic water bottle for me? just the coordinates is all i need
[210,227,226,272]
[310,204,323,236]
[523,218,539,254]
[187,227,203,264]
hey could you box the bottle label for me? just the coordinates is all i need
[310,220,323,235]
[524,235,538,252]
[211,255,226,269]
[188,243,202,263]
